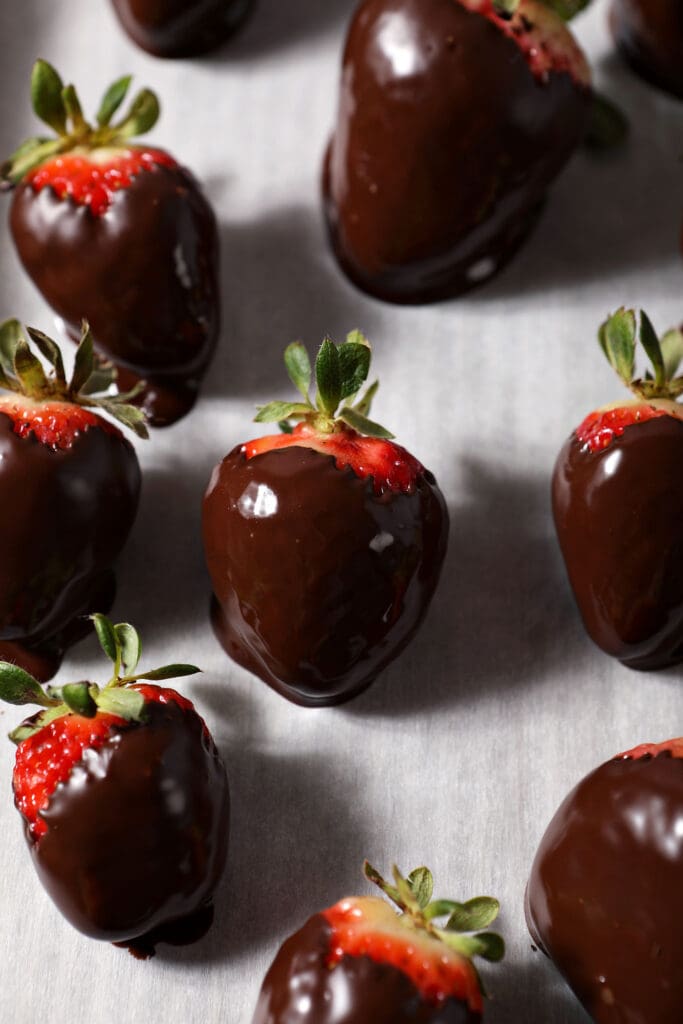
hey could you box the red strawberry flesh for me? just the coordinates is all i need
[323,896,483,1012]
[0,398,121,452]
[27,148,177,216]
[617,737,683,760]
[244,422,425,496]
[576,403,673,453]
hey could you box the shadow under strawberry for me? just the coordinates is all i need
[348,460,587,718]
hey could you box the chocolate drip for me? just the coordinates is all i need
[526,750,683,1023]
[611,0,683,99]
[253,914,480,1023]
[30,699,230,948]
[553,416,683,668]
[10,162,220,426]
[323,0,590,304]
[202,445,448,706]
[0,414,139,680]
[111,0,253,58]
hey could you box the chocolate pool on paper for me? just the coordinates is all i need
[252,914,479,1024]
[10,162,220,427]
[323,0,591,304]
[202,445,448,707]
[553,415,683,668]
[526,744,683,1024]
[111,0,254,57]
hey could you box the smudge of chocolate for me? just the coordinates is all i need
[111,0,253,58]
[0,414,139,680]
[611,0,683,98]
[526,747,683,1023]
[553,415,683,668]
[29,698,230,947]
[252,913,480,1023]
[10,161,220,427]
[202,445,449,706]
[323,0,590,304]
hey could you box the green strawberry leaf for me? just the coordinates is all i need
[315,338,342,417]
[115,88,160,138]
[91,613,119,665]
[661,329,683,380]
[71,323,96,395]
[61,84,86,133]
[408,867,434,909]
[9,705,68,744]
[0,319,23,379]
[639,311,665,387]
[599,308,636,385]
[338,406,394,438]
[135,664,201,681]
[447,897,500,933]
[0,663,54,707]
[353,379,379,417]
[585,92,629,152]
[61,682,97,717]
[97,686,146,721]
[31,60,68,135]
[115,623,142,675]
[97,75,132,128]
[255,401,312,423]
[284,342,312,400]
[14,337,49,397]
[26,327,66,386]
[339,342,371,401]
[472,932,506,962]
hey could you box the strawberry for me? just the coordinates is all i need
[610,0,683,98]
[252,862,504,1023]
[0,319,144,682]
[553,308,683,669]
[202,333,449,706]
[111,0,254,58]
[526,738,683,1024]
[323,0,594,303]
[2,614,229,956]
[1,60,220,426]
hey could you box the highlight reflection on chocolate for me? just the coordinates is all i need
[610,0,683,98]
[111,0,254,58]
[10,161,220,426]
[0,415,139,681]
[29,699,229,952]
[526,746,683,1024]
[552,416,683,668]
[252,914,479,1023]
[202,446,449,707]
[323,0,590,304]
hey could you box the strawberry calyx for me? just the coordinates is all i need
[616,738,683,761]
[0,318,148,444]
[1,60,163,196]
[578,309,683,453]
[322,862,504,1008]
[251,333,426,494]
[0,613,201,747]
[480,1,591,83]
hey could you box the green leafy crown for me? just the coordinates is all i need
[599,308,683,402]
[1,60,160,187]
[364,861,504,993]
[0,318,148,438]
[0,614,200,744]
[493,0,590,20]
[255,331,394,439]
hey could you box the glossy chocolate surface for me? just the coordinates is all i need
[30,698,230,946]
[111,0,253,58]
[0,414,139,680]
[526,749,683,1023]
[253,913,479,1023]
[553,416,683,668]
[202,445,449,706]
[10,161,220,426]
[323,0,590,304]
[611,0,683,98]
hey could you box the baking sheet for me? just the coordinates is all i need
[0,2,681,1022]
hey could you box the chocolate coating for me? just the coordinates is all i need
[30,698,230,946]
[253,913,479,1023]
[111,0,253,57]
[552,416,683,668]
[202,446,449,706]
[526,750,683,1023]
[10,162,220,426]
[323,0,590,304]
[611,0,683,99]
[0,414,139,680]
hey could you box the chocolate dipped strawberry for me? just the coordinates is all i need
[1,61,220,426]
[0,319,144,682]
[202,333,449,706]
[553,308,683,668]
[111,0,254,58]
[526,738,683,1023]
[3,614,229,956]
[322,0,592,304]
[611,0,683,98]
[253,861,504,1023]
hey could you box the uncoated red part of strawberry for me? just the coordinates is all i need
[575,403,670,453]
[526,743,683,1023]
